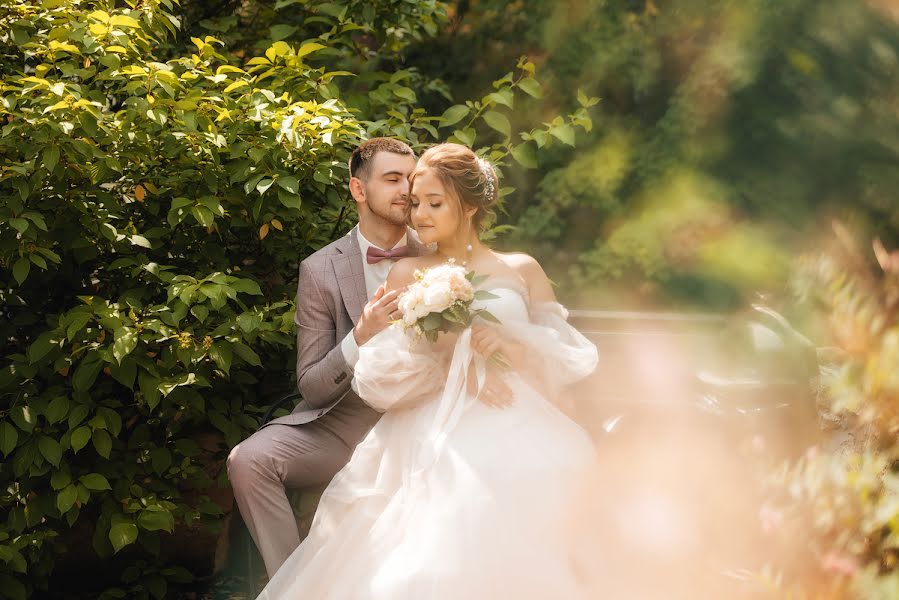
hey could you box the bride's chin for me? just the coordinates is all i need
[414,227,440,244]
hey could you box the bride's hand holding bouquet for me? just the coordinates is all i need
[395,260,513,369]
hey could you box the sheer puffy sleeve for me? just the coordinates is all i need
[351,324,447,412]
[503,301,598,393]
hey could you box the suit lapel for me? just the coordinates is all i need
[331,228,367,323]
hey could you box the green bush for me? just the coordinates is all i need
[0,1,590,597]
[424,0,899,309]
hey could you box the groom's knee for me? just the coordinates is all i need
[227,436,270,491]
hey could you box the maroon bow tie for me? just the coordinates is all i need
[366,245,409,264]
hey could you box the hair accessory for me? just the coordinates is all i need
[476,157,496,203]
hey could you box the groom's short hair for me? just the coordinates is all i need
[349,138,414,182]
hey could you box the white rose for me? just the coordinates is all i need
[423,281,453,312]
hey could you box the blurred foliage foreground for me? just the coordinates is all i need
[0,0,591,597]
[747,226,899,599]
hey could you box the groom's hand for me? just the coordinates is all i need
[353,284,402,346]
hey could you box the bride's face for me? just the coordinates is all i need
[409,168,463,245]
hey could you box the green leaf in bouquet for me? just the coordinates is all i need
[422,313,442,331]
[467,273,488,286]
[474,290,499,301]
[425,330,438,343]
[442,309,462,323]
[477,310,501,324]
[449,304,470,324]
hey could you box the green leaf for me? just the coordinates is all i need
[109,521,138,553]
[230,278,263,295]
[440,105,469,127]
[137,508,175,533]
[190,305,209,322]
[50,469,71,491]
[549,123,575,146]
[109,15,141,28]
[269,24,297,41]
[43,146,60,172]
[486,89,514,109]
[9,219,28,233]
[474,290,500,301]
[57,484,78,514]
[12,258,30,284]
[92,429,112,459]
[278,189,302,210]
[0,422,18,457]
[483,110,512,139]
[276,176,299,194]
[66,313,91,341]
[73,357,103,392]
[113,327,138,364]
[0,574,26,600]
[452,128,476,147]
[256,178,275,195]
[23,212,47,231]
[190,206,215,227]
[109,358,137,389]
[296,41,326,58]
[27,331,58,363]
[150,447,171,474]
[39,435,62,467]
[511,142,538,169]
[45,396,69,424]
[478,310,502,324]
[80,473,111,491]
[10,406,36,433]
[232,342,261,366]
[129,235,151,248]
[518,78,543,98]
[394,86,417,103]
[237,312,262,333]
[209,342,232,374]
[422,313,442,331]
[70,426,91,453]
[139,372,161,410]
[68,404,89,428]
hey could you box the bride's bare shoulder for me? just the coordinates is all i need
[385,256,435,292]
[492,251,556,302]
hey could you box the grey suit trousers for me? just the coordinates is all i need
[227,394,380,577]
[227,227,426,578]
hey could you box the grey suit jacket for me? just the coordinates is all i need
[265,226,427,427]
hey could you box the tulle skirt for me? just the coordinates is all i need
[257,376,598,600]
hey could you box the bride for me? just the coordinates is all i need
[257,143,600,600]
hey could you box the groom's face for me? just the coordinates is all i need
[359,151,416,226]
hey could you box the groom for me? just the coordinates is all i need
[227,138,425,577]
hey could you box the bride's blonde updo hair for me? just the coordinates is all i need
[409,143,498,231]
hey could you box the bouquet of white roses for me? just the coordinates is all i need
[397,260,500,344]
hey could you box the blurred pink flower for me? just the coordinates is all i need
[758,502,784,534]
[821,551,859,577]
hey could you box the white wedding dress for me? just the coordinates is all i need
[257,280,600,600]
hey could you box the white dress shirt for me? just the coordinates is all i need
[340,227,407,369]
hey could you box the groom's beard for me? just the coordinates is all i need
[368,198,409,227]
